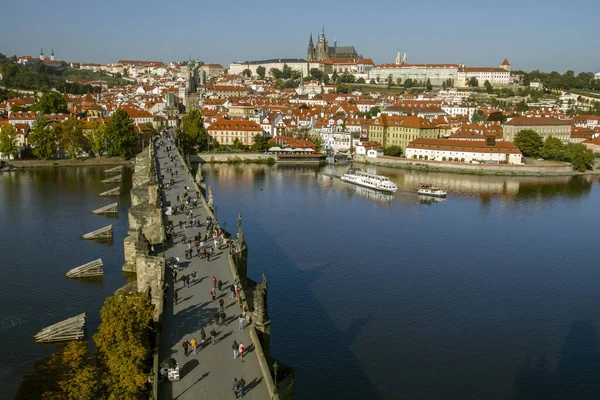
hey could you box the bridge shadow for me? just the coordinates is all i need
[513,320,600,400]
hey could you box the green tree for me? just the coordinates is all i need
[426,78,432,91]
[515,100,529,112]
[106,109,137,157]
[252,134,270,151]
[270,68,282,79]
[356,77,366,84]
[564,143,595,171]
[540,136,565,161]
[387,74,394,88]
[331,71,339,84]
[281,63,293,79]
[384,145,403,157]
[31,92,68,114]
[309,68,323,81]
[0,124,19,159]
[471,109,486,123]
[336,83,349,94]
[232,137,247,151]
[468,77,479,87]
[403,79,414,89]
[29,116,60,159]
[514,129,543,157]
[242,68,252,78]
[369,106,381,117]
[179,109,208,151]
[369,78,376,84]
[256,66,266,79]
[86,118,107,155]
[94,292,154,400]
[484,80,493,93]
[59,117,85,158]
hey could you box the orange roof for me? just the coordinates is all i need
[506,116,571,126]
[208,118,262,131]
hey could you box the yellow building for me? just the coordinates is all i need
[369,115,441,150]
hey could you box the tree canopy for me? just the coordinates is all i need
[57,117,86,158]
[564,143,595,171]
[0,124,19,159]
[179,109,208,151]
[29,116,60,159]
[106,109,137,157]
[256,66,266,79]
[31,92,68,114]
[540,136,565,161]
[252,134,270,151]
[514,129,543,157]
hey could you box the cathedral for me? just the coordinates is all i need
[307,27,358,62]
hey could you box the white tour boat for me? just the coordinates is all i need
[341,169,398,193]
[417,184,447,198]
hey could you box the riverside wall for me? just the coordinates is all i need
[176,146,294,400]
[121,143,166,399]
[355,155,575,176]
[191,152,274,163]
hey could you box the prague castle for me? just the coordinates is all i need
[307,27,358,62]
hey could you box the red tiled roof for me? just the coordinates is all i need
[407,138,521,154]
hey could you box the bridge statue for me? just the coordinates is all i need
[208,186,213,206]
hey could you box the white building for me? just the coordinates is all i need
[355,140,384,158]
[229,59,309,77]
[442,104,477,119]
[320,131,360,154]
[457,67,511,87]
[405,138,522,164]
[368,64,460,86]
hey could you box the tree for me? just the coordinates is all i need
[59,117,85,158]
[252,134,270,151]
[281,63,293,79]
[426,78,432,91]
[387,74,394,88]
[242,68,252,78]
[564,143,595,171]
[179,109,208,151]
[384,145,403,157]
[540,136,565,161]
[484,80,493,93]
[468,77,479,87]
[515,100,529,112]
[356,77,366,84]
[309,68,323,81]
[471,109,486,123]
[105,109,137,157]
[514,129,543,157]
[369,106,381,118]
[94,292,154,399]
[31,92,68,114]
[270,68,282,79]
[370,78,376,84]
[331,71,339,84]
[0,124,18,159]
[29,116,60,159]
[336,83,349,94]
[256,66,266,79]
[403,79,414,89]
[86,118,107,156]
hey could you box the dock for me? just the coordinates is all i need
[65,258,103,278]
[34,313,86,343]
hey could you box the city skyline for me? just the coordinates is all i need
[1,0,598,73]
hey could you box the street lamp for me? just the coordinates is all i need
[273,361,279,395]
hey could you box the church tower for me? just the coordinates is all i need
[51,49,55,61]
[307,33,315,62]
[396,51,402,65]
[316,26,329,61]
[40,48,44,61]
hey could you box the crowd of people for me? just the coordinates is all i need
[155,132,257,397]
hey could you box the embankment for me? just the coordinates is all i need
[191,152,274,164]
[355,155,575,176]
[8,157,130,168]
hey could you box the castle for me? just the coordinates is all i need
[307,27,358,62]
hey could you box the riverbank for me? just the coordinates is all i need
[5,157,130,169]
[354,155,579,176]
[191,152,275,164]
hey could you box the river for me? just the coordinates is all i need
[2,164,600,400]
[200,163,600,400]
[0,166,132,400]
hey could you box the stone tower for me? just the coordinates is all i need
[316,26,329,61]
[307,33,315,62]
[51,49,55,61]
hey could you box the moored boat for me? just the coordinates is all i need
[417,184,447,198]
[341,168,397,193]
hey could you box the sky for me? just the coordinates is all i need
[1,0,598,73]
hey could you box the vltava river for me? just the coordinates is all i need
[0,167,132,399]
[201,163,600,400]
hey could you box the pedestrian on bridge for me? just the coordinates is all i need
[182,339,189,356]
[232,341,239,359]
[200,328,206,346]
[210,288,216,301]
[191,337,198,355]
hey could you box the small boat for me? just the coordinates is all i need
[417,184,447,198]
[341,168,397,193]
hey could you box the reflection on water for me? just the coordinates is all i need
[418,195,446,205]
[199,163,600,400]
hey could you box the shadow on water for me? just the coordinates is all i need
[513,320,600,400]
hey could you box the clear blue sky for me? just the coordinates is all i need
[1,0,598,73]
